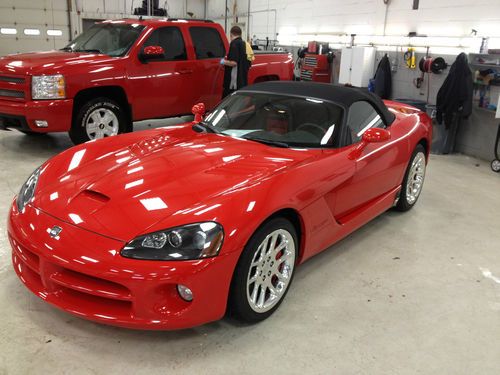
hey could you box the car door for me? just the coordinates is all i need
[332,100,404,217]
[187,26,227,110]
[128,26,196,120]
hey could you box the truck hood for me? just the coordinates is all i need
[0,51,116,75]
[33,126,313,241]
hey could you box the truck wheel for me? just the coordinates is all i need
[69,97,128,144]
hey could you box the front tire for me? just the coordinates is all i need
[229,218,298,323]
[395,144,427,212]
[69,97,128,145]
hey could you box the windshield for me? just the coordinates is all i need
[203,93,343,148]
[63,23,145,57]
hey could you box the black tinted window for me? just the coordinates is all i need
[204,93,343,148]
[143,27,186,60]
[189,27,225,59]
[345,101,384,144]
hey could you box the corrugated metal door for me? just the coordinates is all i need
[0,0,69,56]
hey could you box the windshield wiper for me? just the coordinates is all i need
[242,135,289,148]
[74,49,103,54]
[60,47,74,52]
[192,121,220,134]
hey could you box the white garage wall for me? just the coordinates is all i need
[206,0,500,47]
[0,0,206,55]
[0,0,69,56]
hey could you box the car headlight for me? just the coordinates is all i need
[32,75,66,100]
[121,222,224,261]
[16,167,41,213]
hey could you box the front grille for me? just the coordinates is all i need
[0,73,28,101]
[11,237,133,316]
[0,89,24,98]
[0,75,25,84]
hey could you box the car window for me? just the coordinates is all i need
[143,27,186,61]
[189,27,225,59]
[345,101,385,145]
[204,93,343,148]
[64,23,145,57]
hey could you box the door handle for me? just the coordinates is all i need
[179,69,193,75]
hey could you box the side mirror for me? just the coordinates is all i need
[362,127,390,143]
[140,45,165,61]
[192,103,206,123]
[348,128,390,160]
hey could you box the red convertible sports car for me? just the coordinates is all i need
[8,82,432,329]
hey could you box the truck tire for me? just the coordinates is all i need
[69,97,129,145]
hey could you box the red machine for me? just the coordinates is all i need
[299,41,334,83]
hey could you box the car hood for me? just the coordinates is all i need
[0,51,116,76]
[33,126,314,241]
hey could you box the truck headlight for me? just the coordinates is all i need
[32,75,66,100]
[16,167,41,213]
[121,222,224,261]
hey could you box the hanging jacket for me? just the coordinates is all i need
[373,54,392,99]
[436,53,473,128]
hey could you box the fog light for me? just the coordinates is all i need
[177,284,193,302]
[35,120,48,128]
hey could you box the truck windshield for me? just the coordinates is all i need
[202,93,343,148]
[62,23,145,57]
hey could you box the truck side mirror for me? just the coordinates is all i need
[140,45,165,62]
[192,103,206,123]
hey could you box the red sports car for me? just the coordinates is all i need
[8,82,432,329]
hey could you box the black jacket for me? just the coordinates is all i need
[373,54,392,99]
[436,53,473,128]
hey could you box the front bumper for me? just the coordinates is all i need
[8,201,238,330]
[0,98,73,132]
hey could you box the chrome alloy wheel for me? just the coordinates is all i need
[246,229,296,313]
[406,151,426,204]
[85,108,119,139]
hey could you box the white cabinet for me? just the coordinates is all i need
[338,47,376,87]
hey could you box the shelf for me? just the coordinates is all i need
[470,63,500,69]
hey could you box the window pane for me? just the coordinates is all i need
[346,101,384,144]
[65,23,144,57]
[205,93,343,148]
[189,27,225,59]
[143,27,186,61]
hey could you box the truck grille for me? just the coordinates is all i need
[0,73,28,101]
[0,89,24,98]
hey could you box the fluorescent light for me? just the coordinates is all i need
[24,29,40,36]
[140,197,168,211]
[47,29,62,36]
[0,28,17,35]
[68,149,86,171]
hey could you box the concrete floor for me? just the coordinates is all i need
[0,123,499,375]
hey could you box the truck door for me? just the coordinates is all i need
[187,26,227,110]
[128,26,196,120]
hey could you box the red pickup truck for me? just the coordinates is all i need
[0,18,293,144]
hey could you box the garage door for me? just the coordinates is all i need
[0,0,69,56]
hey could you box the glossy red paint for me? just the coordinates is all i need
[142,45,165,58]
[8,100,432,329]
[191,102,206,123]
[362,127,391,143]
[0,19,293,133]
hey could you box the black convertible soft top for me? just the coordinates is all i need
[240,81,396,125]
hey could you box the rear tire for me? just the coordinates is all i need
[228,217,298,323]
[395,144,427,212]
[69,97,129,145]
